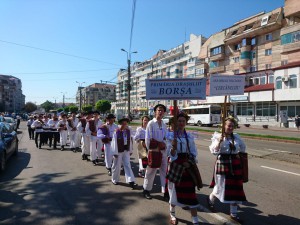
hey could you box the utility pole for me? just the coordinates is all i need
[76,81,85,112]
[61,92,67,108]
[121,49,137,118]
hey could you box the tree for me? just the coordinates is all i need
[24,102,37,113]
[82,104,93,112]
[95,100,111,114]
[40,100,55,112]
[64,106,70,113]
[56,108,64,112]
[69,105,78,113]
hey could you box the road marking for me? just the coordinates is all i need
[265,148,292,153]
[261,166,300,176]
[197,204,236,225]
[203,139,211,142]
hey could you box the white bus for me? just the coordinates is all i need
[182,105,221,126]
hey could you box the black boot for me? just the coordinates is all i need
[143,190,152,199]
[82,154,86,160]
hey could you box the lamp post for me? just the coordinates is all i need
[76,81,85,112]
[121,48,137,118]
[61,92,67,108]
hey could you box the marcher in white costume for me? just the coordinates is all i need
[97,114,118,176]
[111,118,137,189]
[56,114,68,151]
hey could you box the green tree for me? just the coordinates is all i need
[69,105,78,113]
[64,106,70,113]
[95,100,111,114]
[24,102,37,113]
[40,100,55,112]
[56,108,64,112]
[82,104,93,112]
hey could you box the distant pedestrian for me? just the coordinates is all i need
[27,116,35,139]
[295,115,300,130]
[16,115,21,129]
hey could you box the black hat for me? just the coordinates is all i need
[154,104,166,112]
[93,111,100,115]
[118,118,130,124]
[106,114,116,119]
[87,111,93,115]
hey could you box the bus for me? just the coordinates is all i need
[182,105,221,126]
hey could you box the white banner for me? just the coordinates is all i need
[209,75,245,96]
[145,78,207,100]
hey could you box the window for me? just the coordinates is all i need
[265,64,272,69]
[281,60,288,66]
[251,37,257,46]
[281,30,300,45]
[236,103,253,116]
[269,74,274,84]
[253,77,259,85]
[234,43,241,51]
[185,46,189,50]
[233,57,239,63]
[250,66,257,72]
[233,69,240,75]
[242,38,247,46]
[256,102,276,116]
[289,74,297,88]
[261,76,266,85]
[210,61,219,68]
[210,46,222,56]
[266,33,273,41]
[265,49,272,56]
[232,30,238,36]
[261,16,269,26]
[252,51,256,59]
[276,76,282,89]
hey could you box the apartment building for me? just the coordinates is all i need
[116,34,207,116]
[77,83,116,107]
[195,0,300,127]
[0,75,25,112]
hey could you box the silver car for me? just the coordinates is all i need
[3,117,17,131]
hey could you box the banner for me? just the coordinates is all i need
[209,75,245,96]
[145,78,206,100]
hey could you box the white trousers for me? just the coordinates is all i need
[76,131,81,148]
[104,143,113,169]
[143,149,168,193]
[90,136,102,161]
[59,130,68,146]
[69,131,77,149]
[81,134,90,155]
[111,151,135,183]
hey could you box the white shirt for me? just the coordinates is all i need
[145,118,167,149]
[97,123,118,139]
[134,127,146,142]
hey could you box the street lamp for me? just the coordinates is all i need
[61,92,67,108]
[121,48,137,118]
[76,81,85,112]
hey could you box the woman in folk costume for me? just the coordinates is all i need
[77,112,93,160]
[133,115,150,178]
[56,114,68,151]
[167,112,200,225]
[85,111,103,166]
[97,114,118,176]
[111,118,137,189]
[208,116,247,223]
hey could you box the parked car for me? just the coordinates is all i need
[3,117,17,131]
[0,122,18,172]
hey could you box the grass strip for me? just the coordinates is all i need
[129,122,300,142]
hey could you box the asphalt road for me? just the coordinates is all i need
[0,122,299,225]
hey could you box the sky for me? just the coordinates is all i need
[0,0,284,105]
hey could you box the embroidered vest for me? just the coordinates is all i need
[80,118,87,128]
[88,120,96,135]
[116,128,130,152]
[67,119,74,129]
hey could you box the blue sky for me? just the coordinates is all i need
[0,0,284,105]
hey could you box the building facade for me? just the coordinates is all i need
[196,0,300,127]
[116,34,207,116]
[76,83,116,107]
[0,75,25,112]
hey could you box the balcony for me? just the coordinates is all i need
[210,52,225,61]
[209,65,225,73]
[281,41,300,54]
[280,23,300,54]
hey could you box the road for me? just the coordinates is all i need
[0,122,299,225]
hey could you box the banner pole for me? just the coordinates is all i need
[173,100,178,141]
[221,95,227,137]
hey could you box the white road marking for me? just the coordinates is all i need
[265,148,292,153]
[261,166,300,176]
[197,204,236,225]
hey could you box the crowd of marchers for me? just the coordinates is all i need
[25,104,248,225]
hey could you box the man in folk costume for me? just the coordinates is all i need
[47,114,60,149]
[67,112,79,152]
[111,118,137,189]
[75,114,82,150]
[31,114,46,149]
[77,112,92,160]
[56,114,68,151]
[143,104,168,199]
[86,111,103,165]
[97,114,118,176]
